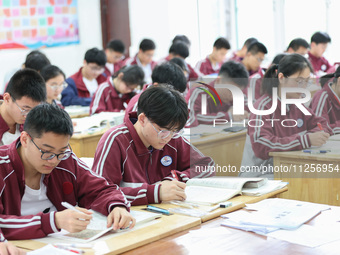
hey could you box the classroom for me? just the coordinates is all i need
[0,0,340,254]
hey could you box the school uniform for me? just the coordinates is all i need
[98,62,125,84]
[90,77,135,115]
[0,138,129,241]
[186,83,232,127]
[123,83,150,122]
[124,55,157,84]
[308,52,333,74]
[51,99,64,109]
[228,51,243,62]
[61,68,103,107]
[195,56,223,76]
[243,68,266,113]
[0,111,23,146]
[157,55,171,65]
[240,95,332,177]
[187,63,199,81]
[309,83,340,134]
[92,112,215,206]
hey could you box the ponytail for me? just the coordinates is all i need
[319,65,340,88]
[261,64,279,95]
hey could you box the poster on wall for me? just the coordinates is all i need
[0,0,80,49]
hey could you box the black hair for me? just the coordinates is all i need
[137,85,188,130]
[84,48,106,66]
[40,65,66,82]
[271,53,288,65]
[106,39,125,53]
[262,53,314,95]
[24,103,73,138]
[25,50,48,62]
[247,42,268,55]
[169,57,189,72]
[311,32,331,44]
[319,65,340,88]
[6,69,46,102]
[287,38,310,51]
[169,42,189,59]
[172,35,191,47]
[151,62,187,93]
[213,37,231,50]
[243,37,258,48]
[24,53,51,72]
[139,39,156,52]
[114,65,145,86]
[218,61,249,87]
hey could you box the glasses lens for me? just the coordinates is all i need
[159,130,171,139]
[172,130,184,139]
[41,152,56,160]
[57,151,72,161]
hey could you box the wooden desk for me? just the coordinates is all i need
[122,206,340,255]
[270,150,340,205]
[70,130,106,158]
[191,130,246,176]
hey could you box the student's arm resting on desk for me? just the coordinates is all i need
[61,78,92,106]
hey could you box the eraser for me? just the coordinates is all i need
[219,202,232,208]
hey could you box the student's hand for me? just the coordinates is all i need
[55,207,93,233]
[159,180,186,202]
[107,206,136,231]
[0,242,26,255]
[308,132,330,146]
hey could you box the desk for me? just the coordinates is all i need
[191,130,247,176]
[270,150,340,205]
[70,130,106,158]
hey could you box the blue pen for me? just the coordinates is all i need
[146,205,171,215]
[303,150,329,154]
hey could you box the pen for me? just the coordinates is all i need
[303,150,329,154]
[146,205,171,215]
[53,245,84,254]
[207,204,220,212]
[171,170,179,181]
[54,243,93,249]
[61,202,87,220]
[317,122,324,131]
[170,201,194,209]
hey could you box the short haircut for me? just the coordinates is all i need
[287,38,310,51]
[247,42,268,55]
[106,39,125,53]
[24,103,73,139]
[271,53,288,65]
[84,48,106,66]
[311,32,331,44]
[24,52,51,72]
[6,69,46,102]
[218,61,249,87]
[40,65,66,82]
[151,62,187,93]
[243,37,258,48]
[169,42,189,59]
[139,39,156,52]
[137,85,188,130]
[213,37,231,50]
[169,57,189,72]
[319,65,340,87]
[115,65,145,86]
[172,35,191,47]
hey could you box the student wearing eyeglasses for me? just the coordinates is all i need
[0,69,46,146]
[40,65,67,108]
[92,85,214,206]
[0,104,134,241]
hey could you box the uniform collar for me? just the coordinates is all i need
[326,83,340,109]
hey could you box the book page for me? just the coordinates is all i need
[241,180,288,196]
[185,186,240,205]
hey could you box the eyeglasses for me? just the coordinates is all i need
[48,82,68,91]
[29,134,73,161]
[149,121,184,139]
[88,64,104,73]
[255,57,264,63]
[284,76,310,88]
[12,97,31,116]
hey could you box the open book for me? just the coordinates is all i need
[51,209,161,243]
[185,177,287,205]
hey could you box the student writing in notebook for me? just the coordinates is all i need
[92,85,214,206]
[0,104,134,241]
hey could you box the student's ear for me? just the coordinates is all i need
[152,82,158,86]
[83,60,87,66]
[278,72,284,83]
[117,72,124,80]
[20,131,30,148]
[214,76,222,84]
[138,113,147,127]
[2,93,11,103]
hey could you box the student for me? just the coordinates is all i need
[187,61,249,127]
[308,32,332,74]
[169,57,191,101]
[195,37,231,76]
[286,38,310,55]
[172,34,191,47]
[40,65,67,108]
[90,65,144,114]
[241,42,268,76]
[101,39,126,80]
[0,69,46,146]
[310,67,340,134]
[124,39,157,84]
[240,54,331,178]
[124,62,187,119]
[92,85,214,206]
[0,104,134,241]
[61,48,106,106]
[229,37,257,62]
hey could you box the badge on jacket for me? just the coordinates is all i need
[161,156,172,167]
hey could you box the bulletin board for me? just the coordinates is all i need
[0,0,80,49]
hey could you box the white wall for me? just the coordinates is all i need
[0,0,102,93]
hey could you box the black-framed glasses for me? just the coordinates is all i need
[12,97,31,116]
[149,121,184,139]
[29,134,73,161]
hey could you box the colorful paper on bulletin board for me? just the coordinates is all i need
[0,0,79,49]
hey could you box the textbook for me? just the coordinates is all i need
[184,177,286,205]
[52,209,161,243]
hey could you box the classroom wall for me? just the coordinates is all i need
[0,0,103,94]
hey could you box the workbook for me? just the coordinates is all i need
[52,210,161,243]
[184,177,286,205]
